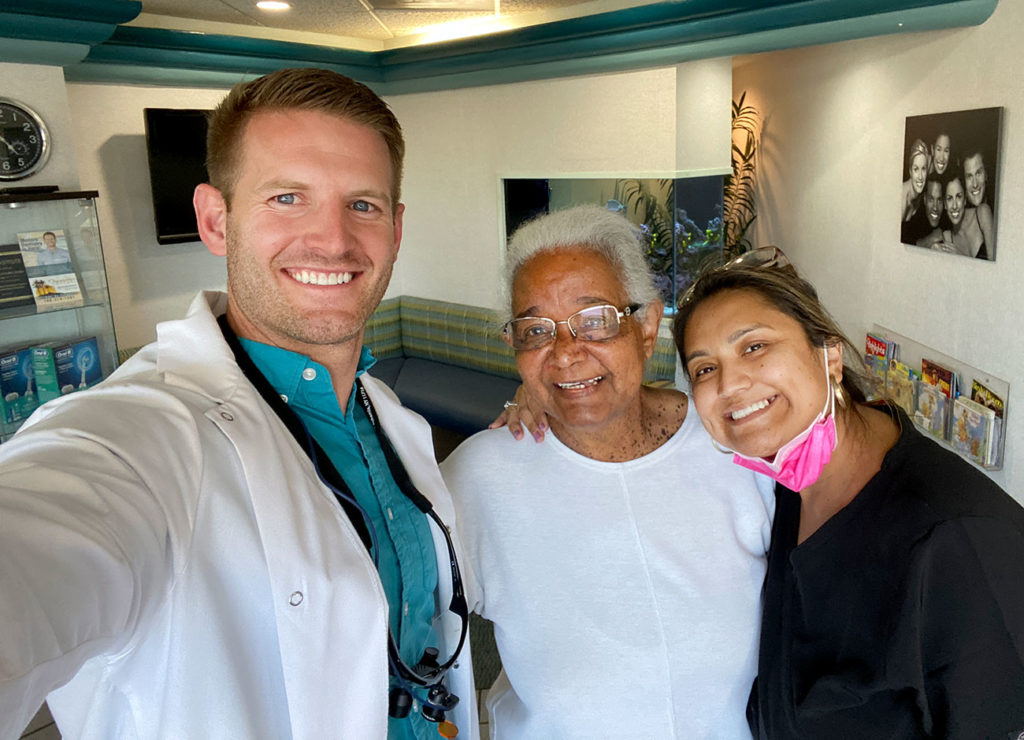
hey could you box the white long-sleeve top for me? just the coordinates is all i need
[442,406,773,739]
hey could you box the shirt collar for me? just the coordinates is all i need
[237,338,377,415]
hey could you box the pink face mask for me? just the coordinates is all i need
[731,346,838,491]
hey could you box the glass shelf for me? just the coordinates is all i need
[1,191,117,442]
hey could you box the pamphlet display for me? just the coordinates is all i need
[0,190,118,442]
[867,325,1007,470]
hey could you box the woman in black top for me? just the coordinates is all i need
[673,248,1024,738]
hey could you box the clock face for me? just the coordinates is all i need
[0,98,51,181]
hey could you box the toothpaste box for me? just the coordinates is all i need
[33,336,102,403]
[0,346,39,425]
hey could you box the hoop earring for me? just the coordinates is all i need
[711,438,734,455]
[833,378,848,409]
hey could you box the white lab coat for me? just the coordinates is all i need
[0,291,477,740]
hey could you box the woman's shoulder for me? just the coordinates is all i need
[880,416,1023,527]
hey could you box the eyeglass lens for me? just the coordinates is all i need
[506,305,623,350]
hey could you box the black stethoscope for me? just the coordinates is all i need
[218,316,469,731]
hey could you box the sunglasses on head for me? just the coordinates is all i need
[677,246,791,309]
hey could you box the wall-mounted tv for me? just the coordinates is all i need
[143,108,210,245]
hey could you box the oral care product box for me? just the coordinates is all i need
[0,346,39,425]
[33,336,102,403]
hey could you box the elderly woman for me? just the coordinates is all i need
[673,248,1024,737]
[441,205,773,738]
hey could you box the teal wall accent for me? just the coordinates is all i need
[0,0,999,93]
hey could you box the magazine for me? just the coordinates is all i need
[17,229,83,311]
[885,359,917,417]
[951,396,994,466]
[0,243,35,311]
[913,382,949,441]
[920,358,956,399]
[970,379,1005,419]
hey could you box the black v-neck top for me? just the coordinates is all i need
[749,407,1024,738]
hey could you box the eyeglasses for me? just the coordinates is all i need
[502,303,642,351]
[677,246,791,309]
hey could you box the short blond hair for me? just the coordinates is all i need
[206,67,404,209]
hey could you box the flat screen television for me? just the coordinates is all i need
[143,108,210,245]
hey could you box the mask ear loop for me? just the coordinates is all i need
[711,438,734,455]
[819,344,839,417]
[823,344,840,452]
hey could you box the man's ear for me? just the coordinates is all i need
[640,300,664,360]
[194,183,228,257]
[391,202,405,263]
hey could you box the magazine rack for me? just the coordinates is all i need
[869,324,1008,471]
[0,190,117,441]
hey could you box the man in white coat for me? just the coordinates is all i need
[0,68,475,740]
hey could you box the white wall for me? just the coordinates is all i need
[0,63,80,191]
[390,60,731,309]
[65,61,729,349]
[733,1,1022,494]
[66,83,229,351]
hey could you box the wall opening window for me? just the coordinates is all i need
[504,176,724,312]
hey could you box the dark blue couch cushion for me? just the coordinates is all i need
[390,357,521,437]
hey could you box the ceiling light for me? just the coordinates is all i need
[370,0,492,10]
[256,1,291,10]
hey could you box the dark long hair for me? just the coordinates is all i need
[672,263,876,405]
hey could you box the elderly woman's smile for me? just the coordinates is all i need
[510,245,658,449]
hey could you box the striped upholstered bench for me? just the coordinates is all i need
[362,295,677,437]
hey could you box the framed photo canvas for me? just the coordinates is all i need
[900,107,1002,261]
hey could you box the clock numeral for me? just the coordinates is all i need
[2,162,10,171]
[28,136,37,144]
[22,122,31,131]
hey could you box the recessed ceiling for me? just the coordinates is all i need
[137,0,652,48]
[0,0,1000,93]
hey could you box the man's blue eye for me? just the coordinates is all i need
[274,193,296,205]
[353,200,372,212]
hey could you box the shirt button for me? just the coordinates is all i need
[289,591,304,606]
[219,410,234,421]
[387,507,394,521]
[302,368,317,381]
[280,394,288,403]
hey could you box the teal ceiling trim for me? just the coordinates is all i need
[379,0,990,78]
[0,1,140,45]
[64,64,273,91]
[77,26,384,83]
[0,37,92,67]
[95,26,380,70]
[377,0,995,94]
[0,0,142,25]
[379,0,915,65]
[48,0,999,92]
[0,13,125,48]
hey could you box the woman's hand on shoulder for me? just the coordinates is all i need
[489,384,549,442]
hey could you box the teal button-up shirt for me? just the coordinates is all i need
[239,339,439,740]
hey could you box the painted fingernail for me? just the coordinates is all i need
[513,429,523,440]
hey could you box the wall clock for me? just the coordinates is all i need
[0,97,51,181]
